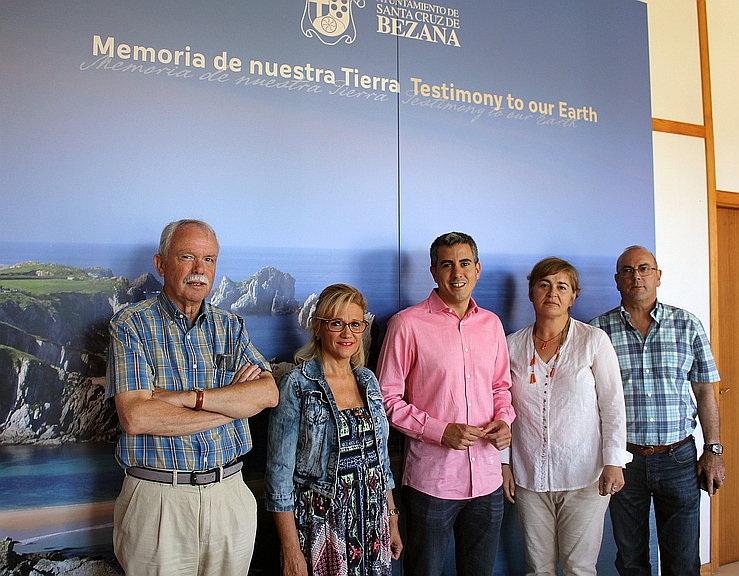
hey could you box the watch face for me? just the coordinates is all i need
[706,444,724,455]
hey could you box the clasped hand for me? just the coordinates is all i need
[441,420,510,450]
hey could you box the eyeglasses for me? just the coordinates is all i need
[618,265,659,278]
[315,317,369,334]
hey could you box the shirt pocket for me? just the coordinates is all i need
[214,368,236,388]
[296,390,330,479]
[366,390,387,431]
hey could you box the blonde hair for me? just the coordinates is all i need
[294,284,368,368]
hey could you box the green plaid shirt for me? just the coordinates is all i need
[106,292,270,471]
[590,301,719,445]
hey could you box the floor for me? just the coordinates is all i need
[718,562,739,575]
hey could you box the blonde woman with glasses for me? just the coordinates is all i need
[265,284,402,576]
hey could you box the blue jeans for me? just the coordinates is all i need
[402,486,504,576]
[609,437,700,576]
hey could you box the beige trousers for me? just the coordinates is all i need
[515,482,610,576]
[113,472,257,576]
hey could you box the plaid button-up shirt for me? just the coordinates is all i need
[106,292,270,471]
[590,301,719,446]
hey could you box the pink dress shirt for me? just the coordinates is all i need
[377,290,515,500]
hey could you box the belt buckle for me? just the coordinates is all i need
[640,445,656,455]
[190,468,220,485]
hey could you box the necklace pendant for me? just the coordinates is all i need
[541,341,548,350]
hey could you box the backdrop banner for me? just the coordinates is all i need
[0,0,652,572]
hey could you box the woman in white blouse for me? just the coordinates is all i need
[502,257,631,576]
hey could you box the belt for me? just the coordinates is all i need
[627,436,692,457]
[126,461,243,485]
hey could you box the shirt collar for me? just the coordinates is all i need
[618,299,663,326]
[428,289,479,317]
[301,356,367,389]
[158,291,209,327]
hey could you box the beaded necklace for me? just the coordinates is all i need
[533,330,561,350]
[529,317,570,385]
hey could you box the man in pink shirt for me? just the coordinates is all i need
[377,231,515,576]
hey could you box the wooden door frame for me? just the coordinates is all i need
[715,193,739,573]
[652,1,727,573]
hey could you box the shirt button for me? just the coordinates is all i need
[471,457,475,462]
[466,374,471,379]
[468,402,472,407]
[465,348,469,352]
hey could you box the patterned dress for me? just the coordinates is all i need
[294,407,392,576]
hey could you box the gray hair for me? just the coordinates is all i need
[430,232,479,268]
[158,219,219,258]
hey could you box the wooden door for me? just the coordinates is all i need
[717,203,739,565]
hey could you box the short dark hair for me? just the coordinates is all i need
[158,219,219,258]
[430,232,479,268]
[527,257,581,297]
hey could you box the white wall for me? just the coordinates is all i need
[642,0,739,566]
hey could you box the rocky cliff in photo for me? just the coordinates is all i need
[211,266,300,315]
[0,262,159,444]
[0,262,302,444]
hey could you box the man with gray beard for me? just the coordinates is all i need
[106,219,278,576]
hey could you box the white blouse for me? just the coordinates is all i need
[505,319,631,492]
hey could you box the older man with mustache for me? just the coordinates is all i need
[105,219,278,576]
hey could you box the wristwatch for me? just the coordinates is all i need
[704,443,724,455]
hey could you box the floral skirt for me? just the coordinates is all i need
[295,407,392,576]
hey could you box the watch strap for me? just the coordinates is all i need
[194,389,205,411]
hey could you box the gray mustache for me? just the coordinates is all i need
[184,274,210,285]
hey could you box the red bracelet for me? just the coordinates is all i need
[194,389,204,411]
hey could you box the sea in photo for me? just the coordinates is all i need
[0,443,121,561]
[0,240,626,572]
[0,241,621,353]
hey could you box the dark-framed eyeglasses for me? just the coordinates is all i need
[315,317,369,333]
[618,265,659,278]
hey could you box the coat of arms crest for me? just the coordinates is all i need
[301,0,365,45]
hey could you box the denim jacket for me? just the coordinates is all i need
[264,357,395,513]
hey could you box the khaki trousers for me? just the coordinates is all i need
[113,472,257,576]
[515,482,610,576]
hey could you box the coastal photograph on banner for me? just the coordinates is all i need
[0,0,652,573]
